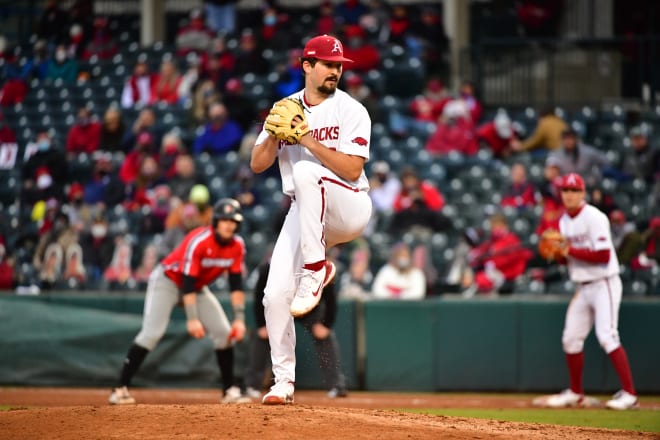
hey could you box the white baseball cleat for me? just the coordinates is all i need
[262,381,294,405]
[532,389,593,408]
[290,262,336,318]
[245,387,262,400]
[606,390,639,410]
[221,386,252,404]
[108,386,136,405]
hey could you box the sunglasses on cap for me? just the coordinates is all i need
[561,187,583,192]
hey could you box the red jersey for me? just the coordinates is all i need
[161,226,245,291]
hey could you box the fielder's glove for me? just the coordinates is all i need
[538,229,567,261]
[264,98,310,144]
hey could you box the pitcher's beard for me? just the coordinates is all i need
[317,83,337,95]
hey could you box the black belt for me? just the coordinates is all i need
[579,278,604,286]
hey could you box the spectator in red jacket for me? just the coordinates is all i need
[425,99,478,156]
[119,132,158,184]
[390,166,451,236]
[0,239,14,290]
[393,166,444,212]
[150,58,182,105]
[501,162,536,210]
[66,107,102,156]
[390,77,449,137]
[463,213,533,296]
[317,1,336,35]
[386,5,411,46]
[82,16,118,61]
[341,25,380,73]
[121,58,155,109]
[476,109,520,158]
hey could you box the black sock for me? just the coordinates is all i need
[119,344,149,387]
[215,347,234,392]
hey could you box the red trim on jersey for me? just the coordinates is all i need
[568,247,610,263]
[605,277,614,331]
[320,183,327,248]
[302,93,317,108]
[566,202,586,218]
[320,176,360,192]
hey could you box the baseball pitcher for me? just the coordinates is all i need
[250,34,372,404]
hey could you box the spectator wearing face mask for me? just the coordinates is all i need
[368,160,401,215]
[66,107,102,157]
[476,109,520,158]
[65,182,94,231]
[21,132,67,207]
[46,44,79,84]
[372,242,426,300]
[192,102,243,155]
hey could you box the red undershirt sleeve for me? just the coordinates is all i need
[568,247,610,264]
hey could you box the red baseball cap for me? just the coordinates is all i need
[303,35,353,63]
[560,173,585,191]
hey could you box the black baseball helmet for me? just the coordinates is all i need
[213,198,243,226]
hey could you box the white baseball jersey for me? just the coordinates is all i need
[255,89,371,196]
[559,203,619,282]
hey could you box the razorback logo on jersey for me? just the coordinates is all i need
[597,236,607,241]
[351,137,368,146]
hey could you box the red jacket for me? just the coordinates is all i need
[342,45,381,72]
[66,122,102,154]
[501,181,536,209]
[470,231,532,281]
[410,95,449,123]
[119,150,158,184]
[476,122,512,157]
[150,76,182,105]
[393,181,445,212]
[425,118,478,156]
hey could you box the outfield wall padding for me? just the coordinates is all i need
[1,293,659,392]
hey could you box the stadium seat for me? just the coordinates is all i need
[627,280,648,296]
[382,58,425,98]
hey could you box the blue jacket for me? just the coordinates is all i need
[193,119,243,155]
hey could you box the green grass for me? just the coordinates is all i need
[407,408,660,433]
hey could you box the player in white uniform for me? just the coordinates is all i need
[250,34,372,404]
[535,173,638,410]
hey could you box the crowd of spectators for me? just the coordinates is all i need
[0,1,658,297]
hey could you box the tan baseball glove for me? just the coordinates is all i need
[538,229,567,261]
[264,98,310,144]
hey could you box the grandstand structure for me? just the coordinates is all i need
[0,1,658,296]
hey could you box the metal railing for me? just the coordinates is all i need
[461,36,660,111]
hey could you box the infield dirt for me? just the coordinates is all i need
[0,388,656,439]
